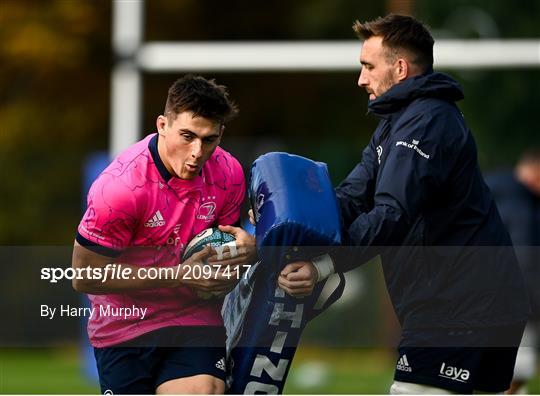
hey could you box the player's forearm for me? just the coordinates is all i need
[72,241,182,294]
[72,263,180,294]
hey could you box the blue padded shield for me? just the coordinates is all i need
[250,152,342,267]
[223,152,345,394]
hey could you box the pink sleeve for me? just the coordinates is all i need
[218,156,246,225]
[77,172,138,255]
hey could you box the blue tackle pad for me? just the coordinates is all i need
[250,152,342,267]
[223,152,345,394]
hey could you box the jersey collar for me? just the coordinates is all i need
[148,133,172,182]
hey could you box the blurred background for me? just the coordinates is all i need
[1,0,539,393]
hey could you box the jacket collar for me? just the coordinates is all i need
[367,71,464,117]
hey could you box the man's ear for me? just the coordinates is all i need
[156,115,167,135]
[396,58,409,81]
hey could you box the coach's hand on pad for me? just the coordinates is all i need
[208,225,257,268]
[278,261,318,297]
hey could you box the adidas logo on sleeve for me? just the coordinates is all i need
[396,354,412,372]
[144,210,165,228]
[215,357,226,371]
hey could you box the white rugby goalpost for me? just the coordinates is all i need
[111,0,540,157]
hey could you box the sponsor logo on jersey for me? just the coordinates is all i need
[438,362,470,382]
[80,224,106,240]
[376,145,383,164]
[196,202,216,221]
[167,224,182,246]
[254,193,265,221]
[395,138,430,159]
[396,354,412,372]
[144,210,165,228]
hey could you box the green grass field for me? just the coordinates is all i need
[0,348,99,394]
[1,346,538,394]
[285,347,396,394]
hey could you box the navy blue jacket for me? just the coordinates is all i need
[332,72,529,330]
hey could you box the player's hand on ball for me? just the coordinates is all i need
[208,225,257,267]
[178,246,239,295]
[278,261,318,298]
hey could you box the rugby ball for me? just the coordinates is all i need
[182,227,236,300]
[182,227,236,261]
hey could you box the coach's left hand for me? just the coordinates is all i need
[207,225,257,268]
[278,261,317,297]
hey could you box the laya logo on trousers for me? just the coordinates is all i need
[438,362,470,382]
[395,138,430,159]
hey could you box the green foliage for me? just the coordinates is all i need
[1,1,538,243]
[455,69,540,169]
[0,0,110,244]
[415,0,540,38]
[413,0,540,169]
[144,1,385,41]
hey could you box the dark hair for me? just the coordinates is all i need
[353,14,434,72]
[164,75,238,125]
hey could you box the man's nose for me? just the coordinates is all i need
[358,69,368,87]
[191,140,203,158]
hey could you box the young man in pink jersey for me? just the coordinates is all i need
[72,75,256,394]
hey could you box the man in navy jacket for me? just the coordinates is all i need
[277,14,530,394]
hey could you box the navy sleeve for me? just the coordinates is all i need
[335,136,379,231]
[331,103,461,272]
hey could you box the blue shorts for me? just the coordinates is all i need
[94,326,227,394]
[394,323,525,393]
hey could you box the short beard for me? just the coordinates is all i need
[379,68,398,97]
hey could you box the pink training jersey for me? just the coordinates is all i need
[77,133,245,347]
